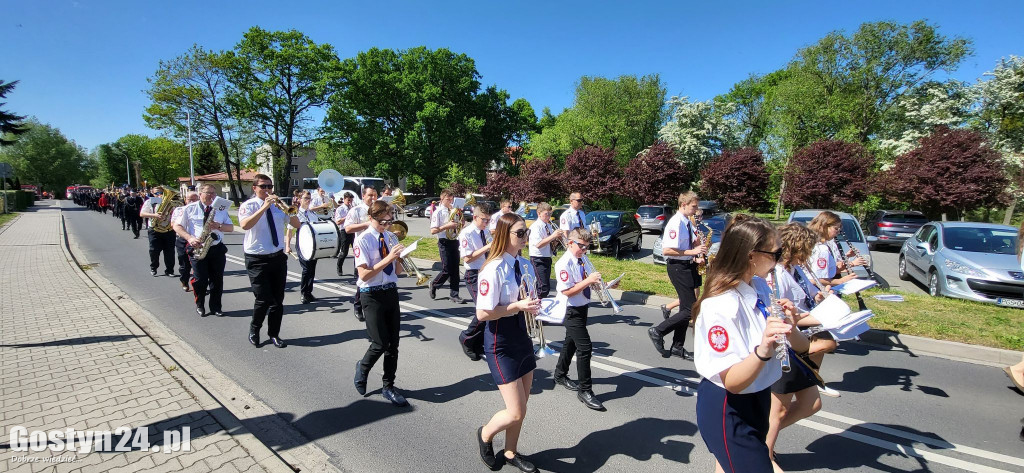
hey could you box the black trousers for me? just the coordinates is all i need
[148,229,176,273]
[530,256,552,299]
[337,232,353,275]
[358,287,401,388]
[175,237,192,287]
[459,269,484,354]
[127,213,141,236]
[431,239,461,297]
[299,257,318,297]
[655,261,701,349]
[555,305,593,391]
[189,244,227,312]
[246,251,288,337]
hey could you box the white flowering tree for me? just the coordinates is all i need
[877,80,976,163]
[973,56,1024,223]
[658,96,740,180]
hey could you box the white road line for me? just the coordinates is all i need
[222,254,1023,470]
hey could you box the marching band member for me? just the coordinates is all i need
[559,192,587,232]
[125,190,143,238]
[528,202,563,299]
[344,187,378,321]
[285,191,321,304]
[429,190,467,303]
[173,184,233,317]
[489,200,512,232]
[172,191,200,292]
[139,186,177,277]
[352,200,409,406]
[238,174,301,349]
[309,186,327,213]
[334,193,355,276]
[807,211,865,287]
[457,202,493,361]
[649,192,706,360]
[552,228,616,411]
[693,218,808,473]
[475,213,542,473]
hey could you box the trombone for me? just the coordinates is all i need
[520,272,556,358]
[386,220,431,286]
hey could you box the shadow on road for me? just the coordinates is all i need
[530,417,698,473]
[0,334,141,348]
[830,365,948,397]
[778,423,953,472]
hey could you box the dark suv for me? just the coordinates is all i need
[865,210,929,249]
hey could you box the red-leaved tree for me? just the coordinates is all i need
[700,147,769,211]
[517,156,563,202]
[782,140,873,209]
[878,127,1007,217]
[624,141,691,205]
[479,172,517,201]
[562,146,622,203]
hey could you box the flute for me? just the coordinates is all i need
[767,268,792,373]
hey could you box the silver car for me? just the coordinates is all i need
[898,221,1024,306]
[787,210,876,277]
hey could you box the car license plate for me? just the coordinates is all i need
[996,298,1024,308]
[897,232,913,237]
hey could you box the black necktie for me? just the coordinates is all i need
[203,205,212,224]
[578,258,591,299]
[577,210,583,229]
[514,259,522,286]
[379,233,393,275]
[480,229,489,258]
[266,206,279,247]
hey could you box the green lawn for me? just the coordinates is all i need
[0,212,17,229]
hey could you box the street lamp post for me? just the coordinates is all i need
[187,110,195,188]
[125,155,131,188]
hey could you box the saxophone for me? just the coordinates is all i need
[691,215,713,276]
[194,197,231,260]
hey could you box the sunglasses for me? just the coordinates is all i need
[753,248,784,262]
[510,228,531,239]
[478,217,490,223]
[376,219,394,226]
[570,198,582,202]
[571,240,589,251]
[256,184,274,190]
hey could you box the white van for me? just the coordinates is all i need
[303,176,386,199]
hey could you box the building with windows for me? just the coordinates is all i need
[254,145,317,193]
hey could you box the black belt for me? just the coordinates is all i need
[668,259,696,265]
[245,250,284,259]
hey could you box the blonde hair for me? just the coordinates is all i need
[537,202,553,213]
[692,217,778,319]
[780,223,818,267]
[678,191,698,208]
[568,227,591,243]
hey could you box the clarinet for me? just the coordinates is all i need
[767,268,792,373]
[834,238,869,311]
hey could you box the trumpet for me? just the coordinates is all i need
[547,221,566,254]
[520,272,556,358]
[386,221,431,286]
[767,268,792,373]
[589,221,602,253]
[580,255,623,314]
[269,196,298,216]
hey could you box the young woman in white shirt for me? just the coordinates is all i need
[693,217,809,473]
[806,211,865,286]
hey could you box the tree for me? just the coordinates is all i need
[658,96,740,179]
[700,148,770,211]
[226,28,340,191]
[879,127,1006,219]
[193,141,223,175]
[529,75,667,165]
[326,46,529,193]
[562,146,621,206]
[877,80,976,159]
[0,80,28,146]
[479,171,517,201]
[110,134,188,188]
[517,157,563,203]
[145,45,247,201]
[308,140,364,177]
[973,56,1024,223]
[439,162,478,196]
[782,140,873,209]
[623,141,690,205]
[0,120,91,193]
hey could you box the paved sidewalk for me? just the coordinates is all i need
[0,206,290,473]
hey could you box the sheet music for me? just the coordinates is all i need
[833,278,878,295]
[399,238,421,258]
[607,272,626,288]
[536,297,567,324]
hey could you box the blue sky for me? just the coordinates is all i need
[2,0,1021,151]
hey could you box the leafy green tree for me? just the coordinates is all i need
[109,135,188,188]
[658,96,740,179]
[529,75,667,165]
[193,141,223,175]
[226,27,340,191]
[0,80,28,146]
[973,56,1024,223]
[877,80,975,160]
[308,140,364,177]
[0,120,92,193]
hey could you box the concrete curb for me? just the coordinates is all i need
[59,207,343,473]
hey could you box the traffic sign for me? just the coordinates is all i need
[0,162,12,178]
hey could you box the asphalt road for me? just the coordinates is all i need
[62,201,1023,473]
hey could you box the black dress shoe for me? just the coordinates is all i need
[648,327,667,355]
[300,296,313,304]
[165,271,175,277]
[477,426,499,471]
[553,375,579,392]
[181,283,191,292]
[461,341,481,361]
[354,361,367,395]
[429,285,437,300]
[151,269,158,277]
[505,452,538,473]
[661,304,671,320]
[382,387,409,406]
[196,306,207,317]
[208,310,224,317]
[450,296,468,304]
[670,346,693,360]
[269,337,287,348]
[578,390,606,411]
[355,310,365,322]
[248,329,260,347]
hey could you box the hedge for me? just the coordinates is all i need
[0,191,35,211]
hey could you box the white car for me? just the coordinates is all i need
[786,210,876,278]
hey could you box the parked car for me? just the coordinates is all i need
[898,222,1023,306]
[865,210,929,250]
[698,200,719,215]
[787,210,876,277]
[404,197,440,217]
[653,213,731,265]
[463,200,497,220]
[586,211,643,259]
[636,205,673,233]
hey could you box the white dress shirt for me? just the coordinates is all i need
[459,225,490,271]
[343,203,369,235]
[334,203,351,223]
[554,252,591,307]
[488,209,506,232]
[559,208,587,232]
[430,204,456,240]
[528,219,554,258]
[353,226,399,289]
[810,241,838,280]
[175,201,232,245]
[476,252,536,311]
[142,197,161,229]
[661,212,695,261]
[238,197,288,255]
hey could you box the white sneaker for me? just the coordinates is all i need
[818,385,841,397]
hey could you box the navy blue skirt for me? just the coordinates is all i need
[484,312,536,385]
[696,379,773,473]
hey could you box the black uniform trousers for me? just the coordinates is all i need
[336,231,353,275]
[175,237,192,287]
[245,251,288,337]
[127,211,141,237]
[458,269,484,354]
[431,238,461,298]
[358,287,401,388]
[148,229,176,273]
[555,305,594,391]
[299,257,318,297]
[530,256,552,299]
[655,260,701,350]
[189,243,226,312]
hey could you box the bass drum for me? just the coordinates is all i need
[296,220,341,262]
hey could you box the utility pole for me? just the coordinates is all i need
[187,109,195,187]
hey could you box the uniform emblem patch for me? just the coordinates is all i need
[479,279,490,296]
[668,230,677,240]
[559,270,569,282]
[816,257,826,269]
[353,247,361,258]
[462,239,469,248]
[708,325,729,352]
